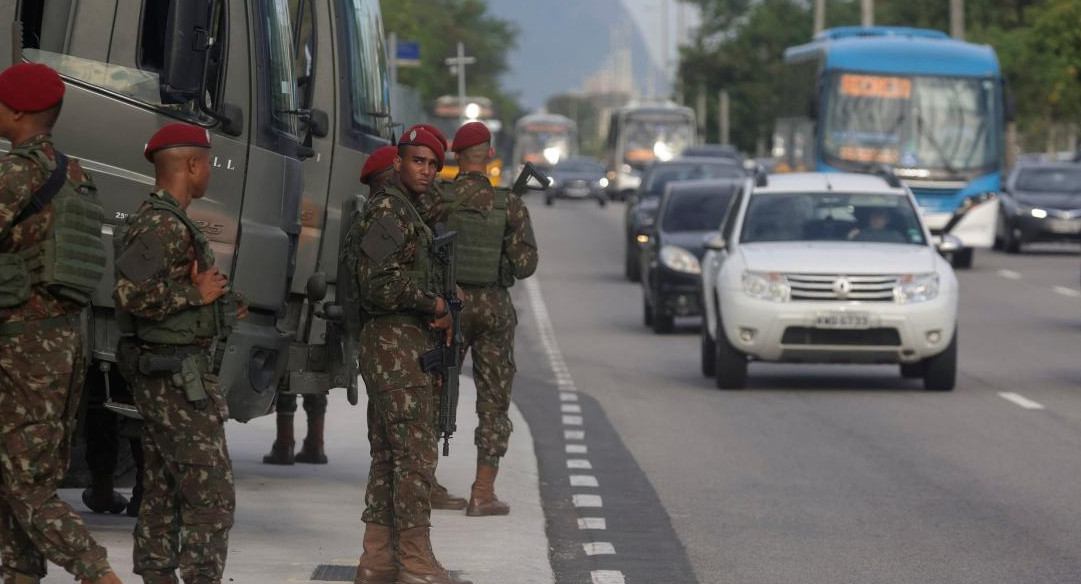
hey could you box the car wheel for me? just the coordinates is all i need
[624,243,641,282]
[544,196,553,206]
[701,322,717,378]
[714,317,747,390]
[1004,228,1022,254]
[598,197,607,208]
[643,296,653,327]
[900,362,925,379]
[951,248,974,269]
[652,309,674,334]
[922,330,957,391]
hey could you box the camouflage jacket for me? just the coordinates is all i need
[351,179,440,317]
[0,134,91,321]
[113,189,208,321]
[424,171,538,281]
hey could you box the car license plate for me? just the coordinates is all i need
[566,187,589,197]
[816,312,870,329]
[1047,219,1081,234]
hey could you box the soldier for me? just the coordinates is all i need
[350,127,470,584]
[0,62,122,584]
[114,123,244,584]
[426,122,538,516]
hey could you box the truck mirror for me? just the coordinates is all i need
[306,272,328,303]
[160,0,213,105]
[309,108,329,138]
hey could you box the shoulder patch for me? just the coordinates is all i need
[116,230,166,282]
[360,214,406,262]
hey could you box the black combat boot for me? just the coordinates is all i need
[262,413,295,465]
[295,414,328,464]
[81,471,128,514]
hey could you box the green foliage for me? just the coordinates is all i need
[380,0,521,123]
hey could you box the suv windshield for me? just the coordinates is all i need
[662,189,735,232]
[1016,167,1081,192]
[741,193,927,245]
[642,163,743,197]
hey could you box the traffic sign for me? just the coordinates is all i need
[396,41,421,67]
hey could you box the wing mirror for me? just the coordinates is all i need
[935,234,963,255]
[160,0,213,104]
[704,233,727,251]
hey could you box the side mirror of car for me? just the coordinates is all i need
[935,234,963,255]
[704,233,727,251]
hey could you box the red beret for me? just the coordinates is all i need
[144,122,212,162]
[412,123,449,151]
[451,121,492,153]
[360,145,398,184]
[399,126,445,170]
[0,63,64,113]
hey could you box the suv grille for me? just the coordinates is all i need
[786,274,898,302]
[782,327,902,346]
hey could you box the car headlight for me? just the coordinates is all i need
[1030,207,1048,219]
[894,273,939,304]
[548,177,559,188]
[660,245,700,274]
[742,271,790,302]
[598,177,609,188]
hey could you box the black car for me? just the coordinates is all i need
[682,144,745,166]
[545,157,608,206]
[998,163,1081,252]
[640,179,741,334]
[624,157,745,281]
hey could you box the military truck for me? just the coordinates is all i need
[0,0,392,421]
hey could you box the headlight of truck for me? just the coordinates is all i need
[894,273,939,304]
[742,271,790,302]
[660,245,700,274]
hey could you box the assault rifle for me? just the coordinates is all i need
[420,227,463,456]
[511,161,552,195]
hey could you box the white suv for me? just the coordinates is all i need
[700,172,959,390]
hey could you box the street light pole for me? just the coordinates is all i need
[950,0,965,39]
[445,42,476,124]
[814,0,825,34]
[861,0,873,26]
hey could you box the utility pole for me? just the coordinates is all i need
[861,0,873,26]
[661,0,670,99]
[388,32,398,114]
[445,42,476,124]
[814,0,826,35]
[696,86,706,138]
[950,0,965,39]
[719,89,730,145]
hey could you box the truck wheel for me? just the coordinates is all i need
[714,318,747,389]
[624,244,641,282]
[922,331,957,391]
[900,362,925,379]
[951,248,974,269]
[643,297,653,327]
[701,323,716,378]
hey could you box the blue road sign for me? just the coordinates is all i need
[396,41,421,67]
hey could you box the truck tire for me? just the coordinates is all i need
[701,323,716,378]
[624,244,641,282]
[714,318,747,389]
[922,331,957,391]
[951,248,974,269]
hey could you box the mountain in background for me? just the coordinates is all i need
[485,0,664,110]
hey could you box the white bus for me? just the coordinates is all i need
[604,103,696,198]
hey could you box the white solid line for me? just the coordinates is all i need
[997,269,1022,280]
[567,459,592,469]
[564,430,585,440]
[591,570,626,584]
[583,542,616,556]
[578,517,607,530]
[1052,286,1081,298]
[562,415,583,426]
[998,392,1046,410]
[559,392,579,401]
[565,444,588,454]
[561,403,582,413]
[570,474,599,487]
[572,494,603,508]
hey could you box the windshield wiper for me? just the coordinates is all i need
[915,112,960,177]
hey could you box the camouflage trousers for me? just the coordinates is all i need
[358,320,438,531]
[0,321,112,582]
[460,286,517,468]
[129,351,235,584]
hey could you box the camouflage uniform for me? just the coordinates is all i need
[114,189,235,584]
[350,179,442,531]
[423,171,538,467]
[0,134,114,583]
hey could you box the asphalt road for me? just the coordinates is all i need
[516,196,1081,584]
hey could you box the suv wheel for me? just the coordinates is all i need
[700,323,716,378]
[922,330,957,391]
[714,317,747,389]
[651,303,674,334]
[624,243,641,282]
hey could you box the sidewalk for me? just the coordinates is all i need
[46,374,553,584]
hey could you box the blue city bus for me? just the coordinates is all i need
[779,27,1011,268]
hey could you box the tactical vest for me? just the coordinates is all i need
[443,180,508,286]
[116,194,236,344]
[0,145,107,307]
[359,186,437,318]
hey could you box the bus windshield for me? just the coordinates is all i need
[622,115,695,169]
[518,125,574,167]
[821,73,999,177]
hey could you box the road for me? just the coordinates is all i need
[513,196,1081,584]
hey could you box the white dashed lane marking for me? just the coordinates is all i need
[567,459,592,469]
[570,475,599,487]
[561,403,582,413]
[591,570,626,584]
[583,542,616,556]
[998,392,1046,410]
[560,392,579,401]
[997,269,1022,280]
[1052,286,1081,298]
[565,444,588,454]
[562,415,583,425]
[564,429,585,440]
[573,494,604,508]
[578,517,607,530]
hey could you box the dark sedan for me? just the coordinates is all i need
[998,163,1081,252]
[640,179,740,334]
[545,157,609,206]
[624,157,745,281]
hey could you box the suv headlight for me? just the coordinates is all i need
[894,273,939,304]
[660,245,700,274]
[742,271,790,302]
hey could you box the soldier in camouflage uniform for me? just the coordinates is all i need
[113,123,244,584]
[0,63,122,584]
[350,127,470,584]
[423,122,538,517]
